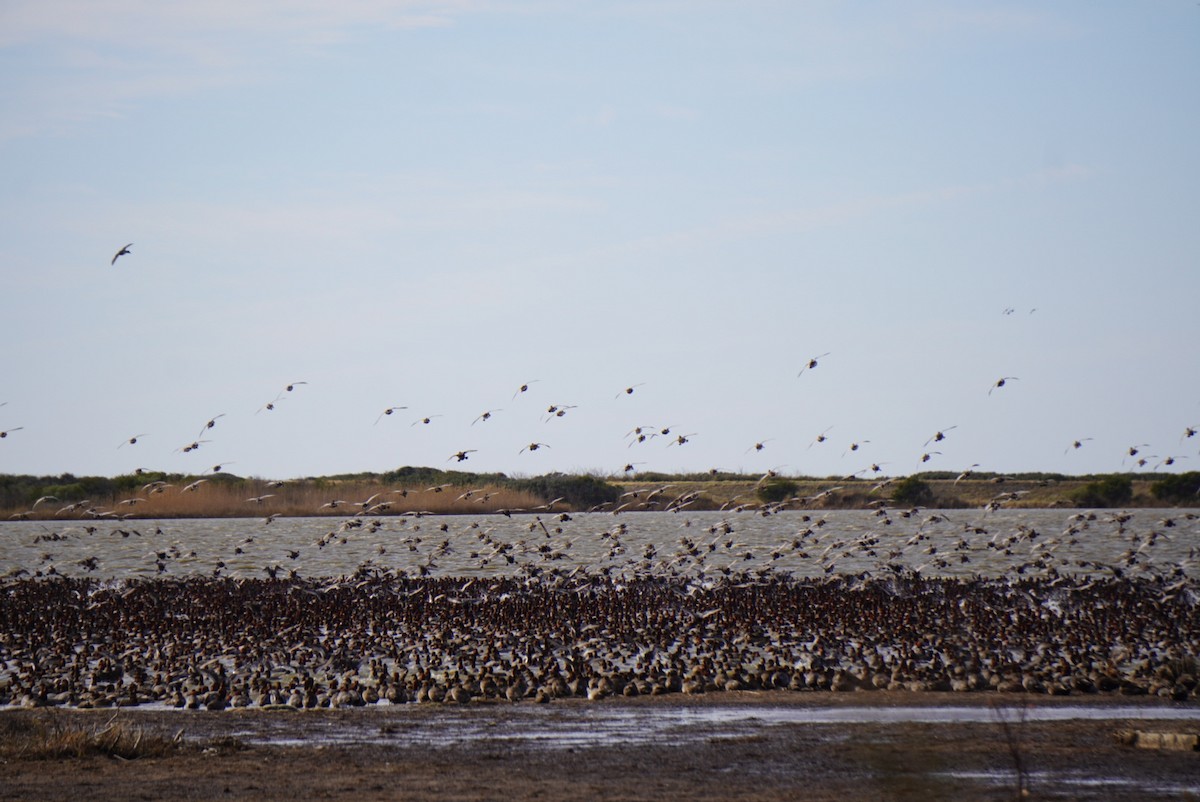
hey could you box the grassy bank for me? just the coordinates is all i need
[1,468,1197,519]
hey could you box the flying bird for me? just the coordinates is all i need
[118,434,148,448]
[797,353,831,377]
[513,380,540,400]
[923,426,957,447]
[257,395,284,414]
[472,409,501,425]
[111,243,132,265]
[0,427,25,438]
[198,414,226,438]
[988,377,1018,395]
[808,427,832,449]
[843,440,870,457]
[374,406,408,425]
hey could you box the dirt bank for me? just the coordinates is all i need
[3,693,1199,801]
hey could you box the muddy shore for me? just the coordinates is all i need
[4,692,1199,801]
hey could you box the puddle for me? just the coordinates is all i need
[683,704,1200,726]
[204,703,1200,749]
[945,770,1200,796]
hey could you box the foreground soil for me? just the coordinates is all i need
[3,693,1199,801]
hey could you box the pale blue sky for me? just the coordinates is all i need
[2,1,1198,481]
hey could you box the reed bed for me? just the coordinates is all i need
[10,479,547,521]
[0,713,183,760]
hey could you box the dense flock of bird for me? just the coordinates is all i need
[0,253,1197,711]
[1,499,1198,710]
[1,569,1197,711]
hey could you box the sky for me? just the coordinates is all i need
[1,1,1198,483]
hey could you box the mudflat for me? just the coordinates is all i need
[3,692,1199,801]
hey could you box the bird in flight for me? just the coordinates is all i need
[808,426,832,449]
[988,377,1018,395]
[198,414,226,438]
[797,353,831,377]
[513,380,540,400]
[1065,437,1093,454]
[111,244,132,265]
[924,426,957,447]
[472,409,501,425]
[375,406,408,425]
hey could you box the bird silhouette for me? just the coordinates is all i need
[374,406,408,425]
[513,380,540,400]
[797,353,831,377]
[924,426,957,447]
[472,409,501,425]
[989,377,1018,395]
[198,414,226,438]
[111,243,132,265]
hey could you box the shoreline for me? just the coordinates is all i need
[4,693,1200,801]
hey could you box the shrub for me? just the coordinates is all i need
[1151,472,1200,505]
[755,477,799,504]
[508,473,620,509]
[890,476,933,506]
[1072,475,1133,508]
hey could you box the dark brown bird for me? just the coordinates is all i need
[989,377,1018,395]
[111,243,132,265]
[797,352,830,377]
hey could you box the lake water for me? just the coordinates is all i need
[1,507,1194,581]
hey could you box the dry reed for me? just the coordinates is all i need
[0,712,183,760]
[8,479,547,521]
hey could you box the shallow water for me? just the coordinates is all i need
[114,702,1200,750]
[944,770,1200,797]
[2,508,1196,581]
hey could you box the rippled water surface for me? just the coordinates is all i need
[221,703,1200,749]
[1,508,1195,580]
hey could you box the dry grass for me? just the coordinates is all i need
[1,473,1180,521]
[0,712,184,761]
[11,479,547,521]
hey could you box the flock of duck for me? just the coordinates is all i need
[2,356,1198,713]
[1,513,1198,710]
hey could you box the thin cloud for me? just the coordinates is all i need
[0,1,468,140]
[554,163,1095,266]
